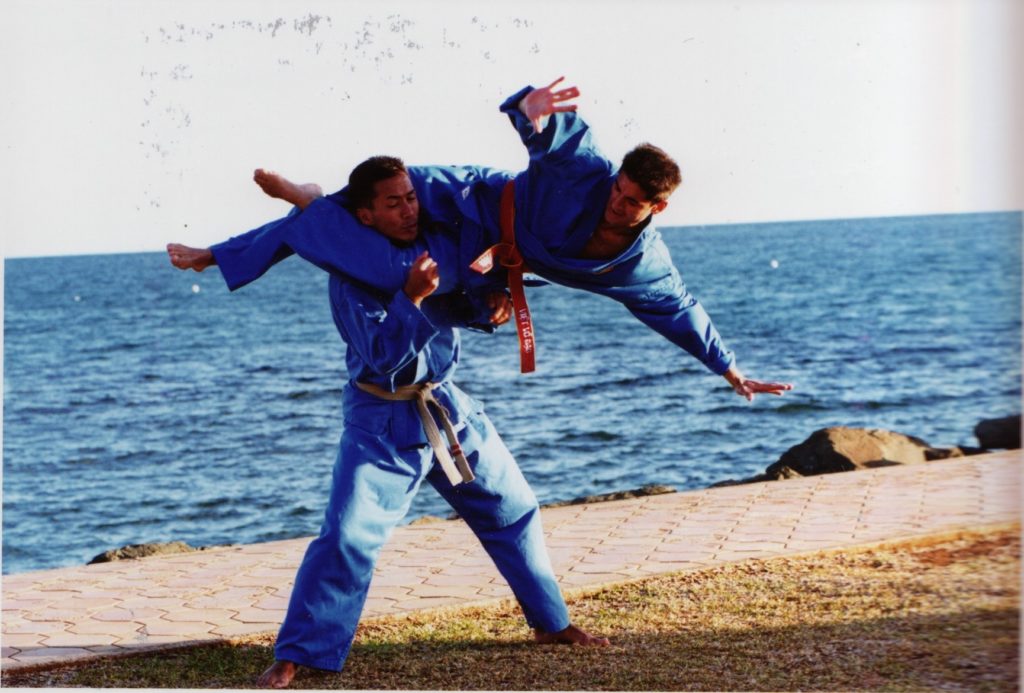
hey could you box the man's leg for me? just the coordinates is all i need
[253,169,324,210]
[260,432,429,687]
[428,406,609,646]
[166,243,215,271]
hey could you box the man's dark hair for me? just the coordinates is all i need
[347,156,408,209]
[620,143,682,202]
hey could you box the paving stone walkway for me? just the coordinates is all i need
[2,451,1019,671]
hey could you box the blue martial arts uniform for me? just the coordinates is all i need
[210,85,734,375]
[274,277,569,672]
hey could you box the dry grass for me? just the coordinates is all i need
[3,527,1019,691]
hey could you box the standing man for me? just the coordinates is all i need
[169,77,791,400]
[228,157,607,689]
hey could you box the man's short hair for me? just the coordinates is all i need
[620,144,682,203]
[348,156,408,209]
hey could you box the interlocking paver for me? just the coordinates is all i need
[422,574,489,587]
[43,632,120,648]
[250,595,288,611]
[92,607,164,622]
[120,633,219,646]
[161,607,238,623]
[1,633,47,649]
[211,621,275,638]
[1,598,53,611]
[10,647,96,664]
[558,570,618,586]
[83,645,132,657]
[474,584,515,598]
[140,621,215,637]
[392,596,475,611]
[1,451,1017,673]
[68,620,142,636]
[2,619,70,634]
[230,609,285,625]
[405,584,483,599]
[22,609,88,623]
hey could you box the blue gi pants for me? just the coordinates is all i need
[273,404,570,672]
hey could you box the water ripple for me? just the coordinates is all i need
[3,213,1021,573]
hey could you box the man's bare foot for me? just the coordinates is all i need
[534,623,610,647]
[253,169,323,210]
[166,243,215,271]
[257,660,297,689]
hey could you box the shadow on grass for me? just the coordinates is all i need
[4,606,1017,691]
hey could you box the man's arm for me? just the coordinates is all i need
[517,76,580,135]
[621,265,736,376]
[423,289,511,333]
[332,252,440,376]
[499,79,602,172]
[504,79,791,399]
[167,198,421,294]
[629,288,790,400]
[722,365,791,401]
[566,238,791,400]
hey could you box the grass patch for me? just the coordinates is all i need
[4,527,1018,690]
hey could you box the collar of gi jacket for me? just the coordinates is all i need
[514,173,659,276]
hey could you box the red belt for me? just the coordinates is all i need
[469,181,536,373]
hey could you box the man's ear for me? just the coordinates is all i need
[355,207,373,226]
[651,200,668,215]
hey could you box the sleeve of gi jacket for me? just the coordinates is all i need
[617,240,735,375]
[499,86,606,173]
[421,291,501,334]
[210,198,413,294]
[331,281,439,377]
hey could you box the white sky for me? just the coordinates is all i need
[2,0,1022,258]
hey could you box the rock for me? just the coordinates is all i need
[772,465,804,480]
[709,466,802,488]
[541,484,676,509]
[767,427,966,478]
[975,415,1021,450]
[88,541,197,565]
[709,474,768,488]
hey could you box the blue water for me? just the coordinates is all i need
[3,212,1021,574]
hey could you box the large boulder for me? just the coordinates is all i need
[975,415,1021,450]
[766,426,966,478]
[88,541,197,564]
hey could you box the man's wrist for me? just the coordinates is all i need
[723,366,744,387]
[403,289,424,309]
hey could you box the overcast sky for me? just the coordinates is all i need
[3,0,1022,258]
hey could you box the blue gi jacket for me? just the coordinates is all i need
[334,278,489,448]
[209,86,734,375]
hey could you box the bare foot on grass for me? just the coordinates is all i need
[166,243,215,271]
[534,623,610,647]
[253,169,323,209]
[257,660,297,689]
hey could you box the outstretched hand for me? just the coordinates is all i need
[519,76,580,133]
[723,365,793,402]
[403,251,440,307]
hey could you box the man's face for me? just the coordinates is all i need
[356,173,420,244]
[603,172,668,230]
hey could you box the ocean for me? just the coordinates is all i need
[3,211,1021,574]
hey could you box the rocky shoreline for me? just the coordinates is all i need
[710,413,1020,487]
[89,414,1020,565]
